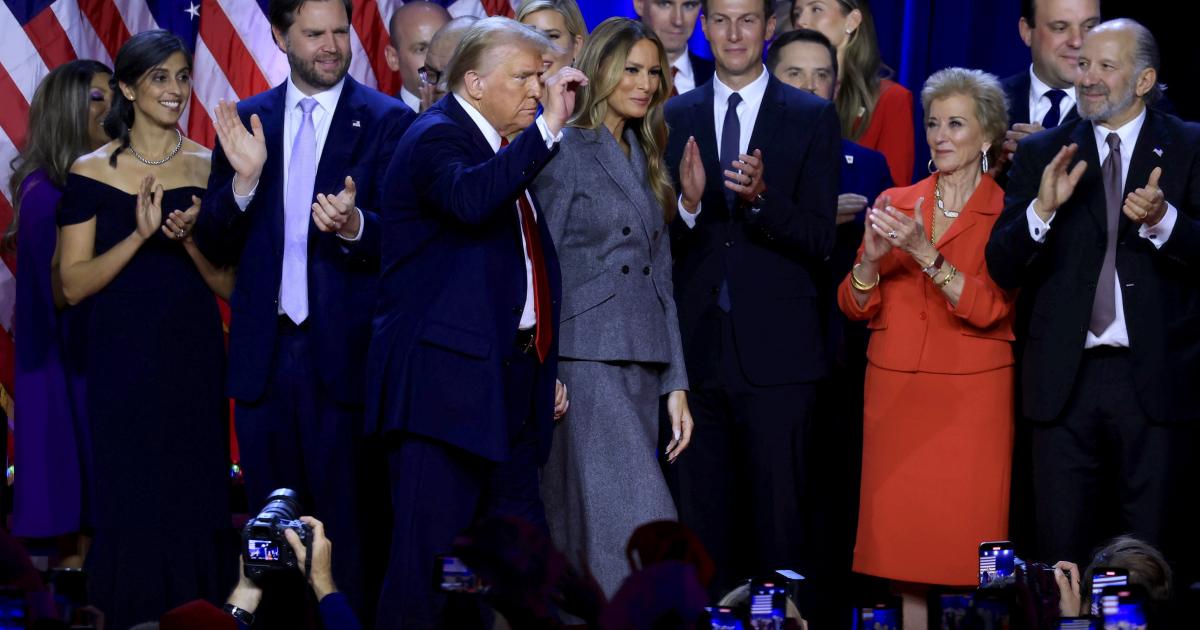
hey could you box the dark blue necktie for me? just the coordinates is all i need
[1041,89,1067,129]
[717,92,742,313]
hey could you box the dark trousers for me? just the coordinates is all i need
[375,341,546,630]
[1032,348,1188,569]
[674,311,816,597]
[236,319,373,624]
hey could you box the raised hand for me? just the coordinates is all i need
[1034,143,1087,222]
[870,197,937,265]
[679,136,705,213]
[836,193,869,225]
[163,194,201,242]
[135,175,164,242]
[861,194,894,264]
[214,99,267,195]
[1123,166,1167,226]
[724,149,766,204]
[418,81,438,112]
[312,175,359,238]
[541,66,588,135]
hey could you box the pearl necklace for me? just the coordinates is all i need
[129,128,183,166]
[934,181,960,218]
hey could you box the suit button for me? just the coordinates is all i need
[643,266,651,275]
[725,241,732,247]
[622,226,632,236]
[919,312,927,320]
[622,265,630,274]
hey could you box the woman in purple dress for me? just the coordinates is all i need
[5,59,112,550]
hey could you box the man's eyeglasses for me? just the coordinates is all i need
[418,65,442,86]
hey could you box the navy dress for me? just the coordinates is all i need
[57,174,233,628]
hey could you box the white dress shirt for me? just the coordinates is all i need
[1025,107,1177,348]
[678,65,771,229]
[671,48,696,95]
[1028,65,1077,127]
[453,93,562,329]
[398,86,421,113]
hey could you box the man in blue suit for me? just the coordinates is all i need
[634,0,715,96]
[195,0,414,617]
[363,17,581,627]
[664,0,841,597]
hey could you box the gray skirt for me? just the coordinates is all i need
[540,358,679,597]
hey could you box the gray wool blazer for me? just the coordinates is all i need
[532,126,688,394]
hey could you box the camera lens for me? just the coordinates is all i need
[256,488,302,523]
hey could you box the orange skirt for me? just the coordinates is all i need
[853,363,1014,586]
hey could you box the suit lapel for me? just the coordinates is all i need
[315,77,363,197]
[261,84,286,256]
[1120,110,1170,238]
[747,77,783,156]
[444,94,496,159]
[593,128,654,239]
[1013,74,1031,125]
[934,175,1001,250]
[1067,120,1107,234]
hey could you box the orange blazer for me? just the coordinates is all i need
[838,174,1015,374]
[855,79,915,187]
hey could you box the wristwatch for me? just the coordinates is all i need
[223,603,255,626]
[922,253,945,277]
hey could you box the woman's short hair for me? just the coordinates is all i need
[921,67,1010,158]
[516,0,587,40]
[445,17,554,92]
[1084,536,1173,603]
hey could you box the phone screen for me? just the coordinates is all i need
[1058,617,1098,630]
[1089,568,1129,616]
[437,555,484,593]
[857,606,901,630]
[749,580,786,629]
[1101,590,1146,630]
[938,593,973,630]
[708,606,746,630]
[978,541,1014,585]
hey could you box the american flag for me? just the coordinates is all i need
[0,0,515,478]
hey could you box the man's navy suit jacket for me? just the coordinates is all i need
[364,95,563,464]
[197,77,415,405]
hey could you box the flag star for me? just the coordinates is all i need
[185,2,201,20]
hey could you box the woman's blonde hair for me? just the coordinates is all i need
[570,17,676,222]
[516,0,587,41]
[921,67,1009,165]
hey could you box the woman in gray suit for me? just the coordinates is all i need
[533,17,698,597]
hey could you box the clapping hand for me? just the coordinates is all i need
[836,193,869,225]
[214,99,267,196]
[163,195,201,242]
[135,175,164,242]
[860,194,894,264]
[1122,166,1167,226]
[679,136,705,213]
[312,176,359,238]
[869,197,936,264]
[724,149,766,204]
[1034,143,1088,222]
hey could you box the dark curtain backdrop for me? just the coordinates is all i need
[575,0,1197,184]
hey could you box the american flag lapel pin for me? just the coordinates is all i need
[1153,147,1163,157]
[352,120,361,128]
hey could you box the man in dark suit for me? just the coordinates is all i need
[195,0,414,616]
[998,0,1101,166]
[385,0,450,113]
[986,19,1200,573]
[363,17,582,627]
[664,0,840,596]
[634,0,715,95]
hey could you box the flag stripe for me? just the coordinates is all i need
[215,0,288,87]
[78,0,133,60]
[50,0,115,68]
[198,1,271,99]
[24,6,77,69]
[0,3,50,102]
[0,63,31,150]
[352,0,397,96]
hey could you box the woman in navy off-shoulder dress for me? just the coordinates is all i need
[57,32,237,627]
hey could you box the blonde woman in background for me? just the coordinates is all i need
[518,0,588,75]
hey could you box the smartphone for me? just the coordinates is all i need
[856,603,902,630]
[1100,585,1147,630]
[1089,567,1129,616]
[978,541,1014,585]
[436,554,485,594]
[707,606,746,630]
[749,579,787,630]
[1058,617,1099,630]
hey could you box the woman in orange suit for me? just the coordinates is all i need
[838,67,1013,627]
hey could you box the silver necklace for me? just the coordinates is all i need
[934,181,960,218]
[129,128,183,166]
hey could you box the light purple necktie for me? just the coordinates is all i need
[281,97,317,324]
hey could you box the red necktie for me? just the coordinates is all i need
[501,137,552,361]
[481,0,514,17]
[670,66,679,97]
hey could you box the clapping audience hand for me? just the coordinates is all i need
[312,176,360,238]
[134,175,164,243]
[679,136,705,213]
[213,99,267,196]
[836,193,868,226]
[163,195,201,241]
[869,197,938,265]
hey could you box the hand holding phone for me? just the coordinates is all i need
[1052,560,1082,617]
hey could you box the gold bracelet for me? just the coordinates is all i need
[936,265,957,288]
[851,263,879,291]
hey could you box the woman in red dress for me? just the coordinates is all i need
[838,67,1013,628]
[792,0,914,185]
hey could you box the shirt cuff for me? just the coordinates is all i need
[677,195,701,229]
[535,115,563,148]
[336,208,365,242]
[1138,202,1176,249]
[233,179,259,211]
[1025,200,1054,242]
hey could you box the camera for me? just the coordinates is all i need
[241,488,311,580]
